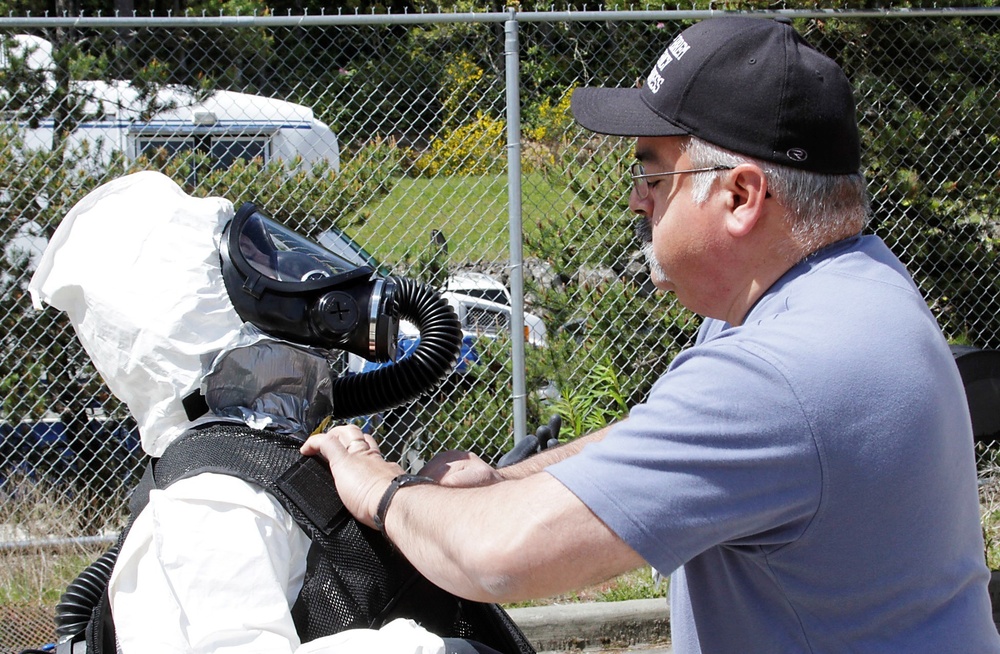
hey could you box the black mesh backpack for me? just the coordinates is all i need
[52,422,535,654]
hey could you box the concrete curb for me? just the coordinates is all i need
[507,598,670,652]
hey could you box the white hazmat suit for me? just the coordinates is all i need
[28,171,446,654]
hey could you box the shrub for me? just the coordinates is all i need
[413,112,507,177]
[522,85,576,162]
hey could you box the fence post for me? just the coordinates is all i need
[504,11,527,445]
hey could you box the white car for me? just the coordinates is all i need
[442,271,547,349]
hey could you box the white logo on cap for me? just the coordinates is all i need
[647,35,691,95]
[656,49,673,70]
[668,35,691,60]
[787,148,808,162]
[647,68,665,93]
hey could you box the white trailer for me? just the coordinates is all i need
[3,34,340,171]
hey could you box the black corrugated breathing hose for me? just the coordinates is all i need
[329,277,462,419]
[53,545,119,641]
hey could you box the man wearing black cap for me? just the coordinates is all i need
[302,17,1000,653]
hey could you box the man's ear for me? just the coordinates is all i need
[723,164,768,238]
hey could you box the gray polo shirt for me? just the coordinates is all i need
[550,235,999,653]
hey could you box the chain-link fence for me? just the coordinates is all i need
[1,8,998,651]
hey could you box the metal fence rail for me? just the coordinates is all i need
[1,7,998,650]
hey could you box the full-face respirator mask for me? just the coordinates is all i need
[220,202,464,420]
[220,202,400,362]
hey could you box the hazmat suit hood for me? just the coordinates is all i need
[28,171,335,457]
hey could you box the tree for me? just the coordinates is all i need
[813,14,1000,346]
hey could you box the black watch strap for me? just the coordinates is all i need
[373,473,436,540]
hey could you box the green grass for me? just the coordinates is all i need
[0,476,125,607]
[1,547,106,605]
[504,567,668,609]
[349,172,574,266]
[980,461,1000,570]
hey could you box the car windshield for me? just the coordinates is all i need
[457,288,509,306]
[317,227,389,276]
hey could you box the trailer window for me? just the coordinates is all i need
[211,138,269,169]
[138,138,189,158]
[135,135,271,170]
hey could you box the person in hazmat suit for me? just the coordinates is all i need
[28,171,533,654]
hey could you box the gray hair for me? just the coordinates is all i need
[683,137,870,252]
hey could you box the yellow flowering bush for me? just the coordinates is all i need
[414,112,506,177]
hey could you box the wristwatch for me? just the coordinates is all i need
[373,473,436,538]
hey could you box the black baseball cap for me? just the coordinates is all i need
[571,17,861,175]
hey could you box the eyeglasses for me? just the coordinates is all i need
[629,163,733,199]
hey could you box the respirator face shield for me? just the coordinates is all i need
[220,202,399,362]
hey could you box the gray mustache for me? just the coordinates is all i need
[635,217,652,244]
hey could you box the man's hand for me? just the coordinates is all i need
[300,425,404,528]
[418,450,503,487]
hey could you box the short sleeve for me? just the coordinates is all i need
[547,339,823,576]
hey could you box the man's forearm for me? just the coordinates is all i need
[382,469,642,603]
[496,424,614,480]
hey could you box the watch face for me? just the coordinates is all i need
[399,474,436,486]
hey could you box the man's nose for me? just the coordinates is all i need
[628,185,650,215]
